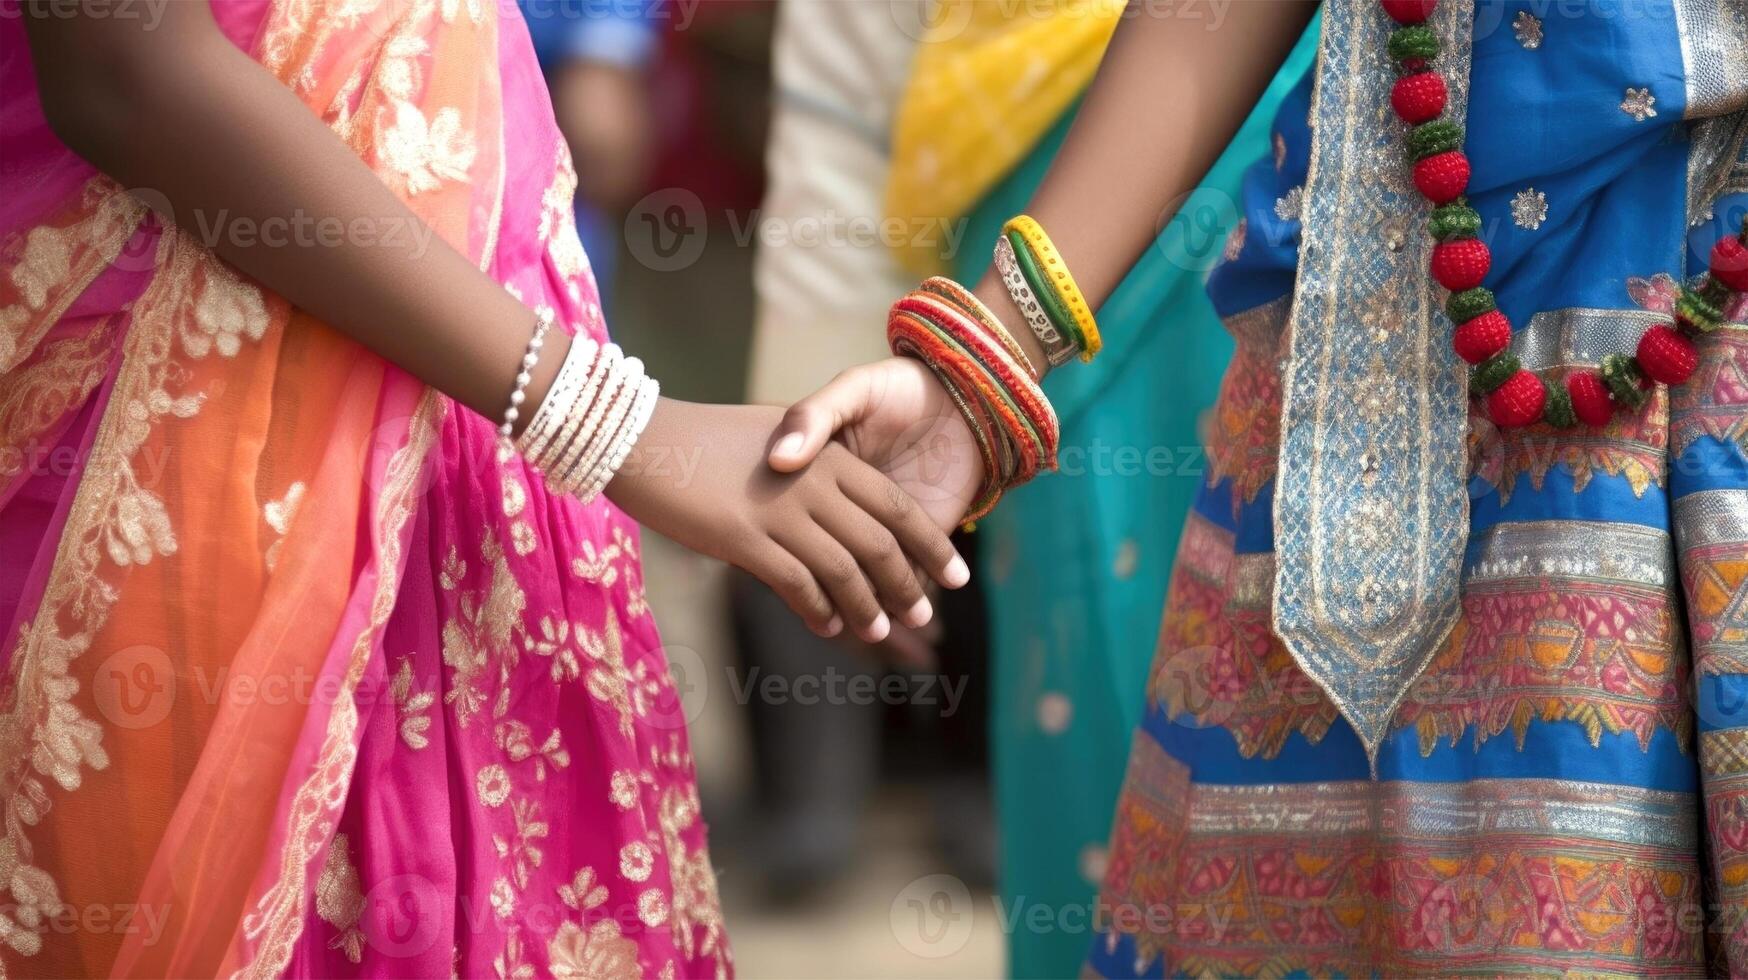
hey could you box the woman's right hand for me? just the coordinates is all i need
[606,399,968,643]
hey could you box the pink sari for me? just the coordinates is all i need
[0,1,729,976]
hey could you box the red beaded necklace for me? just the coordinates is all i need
[1380,0,1748,429]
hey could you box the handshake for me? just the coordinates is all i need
[607,357,986,645]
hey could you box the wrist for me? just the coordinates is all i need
[973,273,1051,380]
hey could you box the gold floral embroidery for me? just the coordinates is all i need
[540,146,590,282]
[0,314,118,489]
[583,609,638,737]
[441,532,527,726]
[547,920,642,980]
[263,481,307,571]
[237,393,444,979]
[379,103,477,196]
[637,890,668,928]
[619,841,654,883]
[494,720,570,780]
[0,230,282,961]
[559,867,607,912]
[657,785,727,972]
[523,616,582,683]
[184,259,270,358]
[492,799,549,889]
[390,655,435,750]
[477,763,511,807]
[0,179,146,373]
[315,832,367,964]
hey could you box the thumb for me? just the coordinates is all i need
[767,368,873,472]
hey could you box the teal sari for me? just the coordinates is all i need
[954,24,1321,977]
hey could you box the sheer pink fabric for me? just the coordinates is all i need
[0,1,728,976]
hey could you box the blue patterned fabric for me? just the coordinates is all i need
[1084,2,1748,975]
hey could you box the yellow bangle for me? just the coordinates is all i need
[1002,214,1102,361]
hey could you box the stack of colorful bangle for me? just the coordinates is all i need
[996,214,1103,367]
[514,334,661,503]
[887,275,1061,526]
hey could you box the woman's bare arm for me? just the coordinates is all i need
[972,0,1317,375]
[23,2,551,417]
[21,3,967,641]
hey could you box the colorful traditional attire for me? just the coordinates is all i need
[0,1,728,976]
[1089,1,1748,975]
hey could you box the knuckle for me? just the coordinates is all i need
[822,558,859,588]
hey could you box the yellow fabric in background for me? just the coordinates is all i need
[885,0,1124,273]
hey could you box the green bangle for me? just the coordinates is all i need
[1006,230,1085,354]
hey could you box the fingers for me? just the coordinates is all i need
[814,501,933,630]
[767,367,872,472]
[773,521,891,643]
[743,541,842,638]
[839,469,969,589]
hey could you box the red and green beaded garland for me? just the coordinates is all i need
[1381,0,1748,428]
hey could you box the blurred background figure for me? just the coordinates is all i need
[519,0,664,303]
[528,0,1309,975]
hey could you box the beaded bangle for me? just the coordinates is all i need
[1003,215,1102,360]
[993,236,1077,370]
[518,336,597,462]
[580,375,660,502]
[548,345,621,494]
[568,358,644,500]
[500,311,553,439]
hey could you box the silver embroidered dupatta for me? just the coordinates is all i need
[1272,0,1475,760]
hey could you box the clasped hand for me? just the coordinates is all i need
[607,359,983,644]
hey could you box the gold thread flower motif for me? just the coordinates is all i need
[1273,186,1304,223]
[559,867,608,912]
[187,262,269,358]
[390,656,435,750]
[547,920,642,980]
[1620,87,1657,122]
[1511,188,1548,231]
[620,841,655,883]
[378,104,476,195]
[476,763,511,807]
[1512,10,1543,48]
